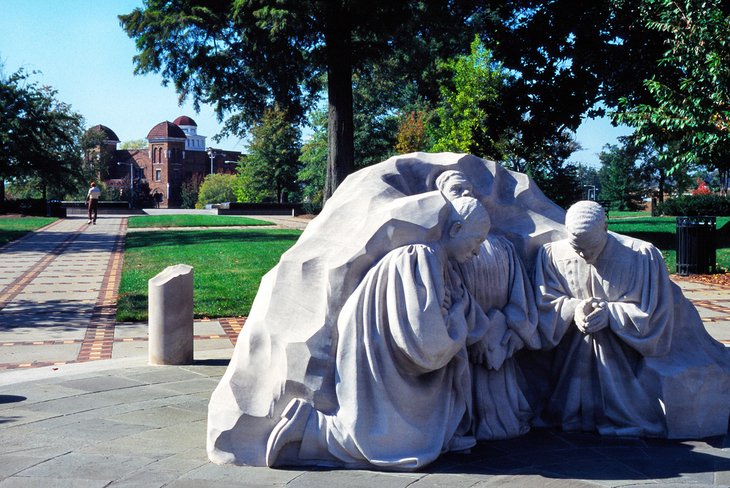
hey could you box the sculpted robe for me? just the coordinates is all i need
[534,232,730,438]
[207,154,568,466]
[458,235,541,440]
[286,243,490,471]
[534,233,670,436]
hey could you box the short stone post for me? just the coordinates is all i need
[148,264,194,365]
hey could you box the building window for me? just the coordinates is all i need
[155,169,161,182]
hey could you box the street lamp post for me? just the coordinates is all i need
[206,147,217,175]
[117,161,134,208]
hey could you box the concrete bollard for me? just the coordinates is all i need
[148,264,194,365]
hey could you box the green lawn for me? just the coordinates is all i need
[127,214,273,228]
[608,210,651,219]
[117,228,302,321]
[608,215,730,272]
[0,217,57,247]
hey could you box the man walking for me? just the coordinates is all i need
[86,181,101,224]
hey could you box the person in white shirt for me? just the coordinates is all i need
[86,181,101,224]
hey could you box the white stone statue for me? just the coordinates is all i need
[435,170,541,440]
[265,196,492,470]
[207,153,730,471]
[207,153,565,467]
[533,200,730,438]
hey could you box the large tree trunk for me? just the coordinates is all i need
[658,170,665,203]
[0,178,4,203]
[323,3,355,202]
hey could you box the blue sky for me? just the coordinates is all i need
[0,0,630,165]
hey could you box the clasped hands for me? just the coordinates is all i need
[574,298,609,334]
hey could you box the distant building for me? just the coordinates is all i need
[86,116,241,207]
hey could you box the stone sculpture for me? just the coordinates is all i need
[207,153,565,468]
[265,195,492,470]
[532,200,730,438]
[435,170,541,440]
[207,152,730,471]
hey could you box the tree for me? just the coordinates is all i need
[298,109,328,207]
[429,37,507,158]
[576,164,601,200]
[196,173,240,208]
[237,105,301,203]
[503,129,584,208]
[395,111,428,154]
[598,143,644,211]
[615,0,730,194]
[180,174,204,209]
[119,139,149,150]
[484,1,671,141]
[80,127,113,183]
[0,67,86,200]
[119,1,487,200]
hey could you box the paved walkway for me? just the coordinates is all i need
[1,215,729,487]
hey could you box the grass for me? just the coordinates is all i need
[117,228,302,321]
[0,217,57,247]
[127,214,273,228]
[607,215,730,272]
[608,210,651,219]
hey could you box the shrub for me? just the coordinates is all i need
[656,194,730,216]
[196,174,240,208]
[691,177,712,196]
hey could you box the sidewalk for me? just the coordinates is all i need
[1,216,729,487]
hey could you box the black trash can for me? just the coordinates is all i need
[46,199,67,218]
[676,216,716,276]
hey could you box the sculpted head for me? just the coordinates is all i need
[565,201,608,264]
[435,170,474,201]
[444,196,490,263]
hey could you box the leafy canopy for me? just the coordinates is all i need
[237,105,301,203]
[616,0,730,183]
[0,67,86,199]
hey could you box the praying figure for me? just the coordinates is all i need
[435,170,541,440]
[265,196,492,471]
[533,200,730,438]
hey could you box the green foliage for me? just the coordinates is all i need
[656,195,730,216]
[117,228,301,320]
[486,1,668,146]
[119,139,149,149]
[598,143,645,211]
[351,71,400,168]
[237,105,301,203]
[196,173,240,208]
[180,174,203,209]
[505,130,583,208]
[80,128,113,183]
[298,109,327,208]
[119,1,492,199]
[429,37,506,157]
[0,66,86,199]
[616,0,730,189]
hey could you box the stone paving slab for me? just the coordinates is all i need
[1,355,729,487]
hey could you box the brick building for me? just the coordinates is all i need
[87,116,241,207]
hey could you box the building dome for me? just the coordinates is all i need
[147,121,187,140]
[173,115,197,127]
[87,124,120,142]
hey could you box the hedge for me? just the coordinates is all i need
[656,194,730,216]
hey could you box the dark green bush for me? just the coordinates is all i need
[656,194,730,216]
